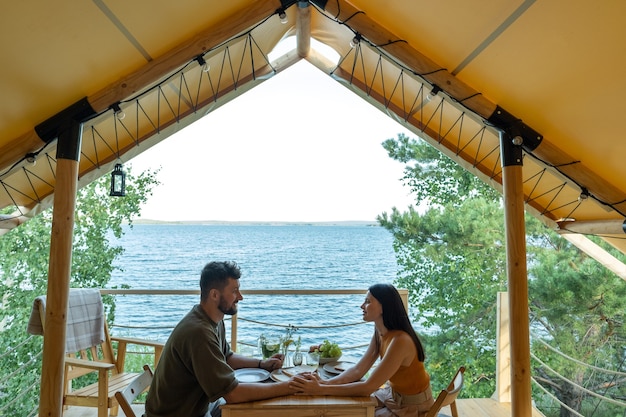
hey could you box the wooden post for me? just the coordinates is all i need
[39,121,82,417]
[500,132,532,416]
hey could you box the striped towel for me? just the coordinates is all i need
[27,288,105,353]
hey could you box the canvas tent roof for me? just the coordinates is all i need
[4,2,626,415]
[2,0,626,265]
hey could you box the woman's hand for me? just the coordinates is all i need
[289,373,325,395]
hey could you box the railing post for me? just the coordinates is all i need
[231,314,238,353]
[398,289,409,314]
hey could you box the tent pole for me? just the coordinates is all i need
[39,120,82,417]
[500,131,532,416]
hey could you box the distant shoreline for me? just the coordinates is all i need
[131,218,380,227]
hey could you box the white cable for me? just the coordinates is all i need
[531,377,585,417]
[532,333,626,377]
[532,352,626,408]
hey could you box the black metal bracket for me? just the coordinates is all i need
[499,130,523,167]
[34,97,96,161]
[487,105,543,153]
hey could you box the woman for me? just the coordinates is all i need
[291,284,433,416]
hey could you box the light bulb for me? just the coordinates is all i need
[350,36,360,48]
[425,86,442,103]
[112,103,125,120]
[196,55,210,73]
[279,11,288,24]
[578,191,589,202]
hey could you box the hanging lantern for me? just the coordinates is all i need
[110,163,126,197]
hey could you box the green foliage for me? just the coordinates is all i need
[0,166,158,416]
[378,133,626,414]
[381,133,499,207]
[528,233,626,416]
[379,133,506,397]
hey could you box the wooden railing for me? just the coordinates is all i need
[4,288,557,417]
[100,288,409,353]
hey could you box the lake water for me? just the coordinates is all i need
[107,223,399,356]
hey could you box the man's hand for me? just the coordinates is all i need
[260,353,284,371]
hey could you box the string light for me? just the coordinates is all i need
[425,85,442,102]
[279,10,288,24]
[578,188,590,202]
[350,33,362,48]
[195,55,210,73]
[111,103,125,120]
[25,153,36,165]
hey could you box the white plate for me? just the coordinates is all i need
[322,361,355,375]
[234,368,270,382]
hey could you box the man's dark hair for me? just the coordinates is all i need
[200,261,241,301]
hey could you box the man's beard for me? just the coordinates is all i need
[218,296,238,315]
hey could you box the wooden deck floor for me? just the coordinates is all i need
[62,398,546,417]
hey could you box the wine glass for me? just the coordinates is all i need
[306,352,320,372]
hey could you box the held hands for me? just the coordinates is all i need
[260,353,284,371]
[289,372,325,395]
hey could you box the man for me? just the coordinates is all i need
[145,261,296,417]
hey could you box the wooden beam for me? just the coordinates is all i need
[0,214,28,229]
[559,232,626,281]
[0,130,46,180]
[323,0,626,219]
[296,2,311,58]
[557,219,626,235]
[0,0,282,175]
[530,140,626,215]
[324,0,497,119]
[87,0,282,113]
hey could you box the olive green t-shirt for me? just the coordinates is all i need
[145,305,238,417]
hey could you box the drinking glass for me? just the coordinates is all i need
[306,352,320,372]
[292,351,303,366]
[259,334,281,359]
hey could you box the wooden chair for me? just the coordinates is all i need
[114,365,153,417]
[424,366,465,417]
[28,289,164,417]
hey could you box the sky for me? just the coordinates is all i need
[128,60,417,222]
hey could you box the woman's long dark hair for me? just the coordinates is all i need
[369,283,425,362]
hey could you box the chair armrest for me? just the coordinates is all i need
[112,336,165,372]
[112,336,165,349]
[65,357,116,370]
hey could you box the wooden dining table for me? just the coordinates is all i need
[220,394,376,417]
